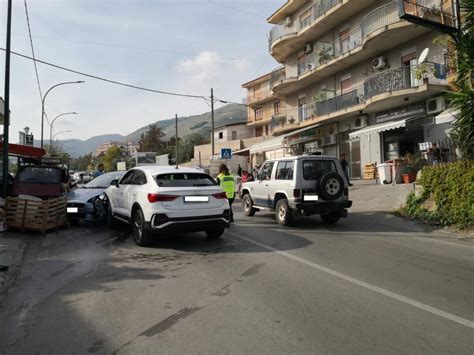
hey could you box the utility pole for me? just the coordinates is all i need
[211,88,215,157]
[2,0,12,198]
[175,114,178,169]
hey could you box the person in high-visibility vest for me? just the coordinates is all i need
[216,164,236,223]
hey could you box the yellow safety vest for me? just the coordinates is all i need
[217,173,235,199]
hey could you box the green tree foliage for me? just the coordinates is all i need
[168,133,210,164]
[70,153,92,171]
[102,145,125,172]
[138,124,166,153]
[447,0,474,158]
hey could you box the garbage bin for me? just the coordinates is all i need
[377,163,392,184]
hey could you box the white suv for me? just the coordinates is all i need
[240,156,352,226]
[105,166,230,246]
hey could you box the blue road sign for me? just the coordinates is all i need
[221,148,232,159]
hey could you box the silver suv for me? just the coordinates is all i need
[240,155,352,226]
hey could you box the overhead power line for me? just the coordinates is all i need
[23,0,46,122]
[1,48,206,100]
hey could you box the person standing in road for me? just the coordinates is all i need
[340,153,353,186]
[93,164,105,178]
[237,164,242,177]
[216,164,236,224]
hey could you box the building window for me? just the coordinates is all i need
[232,131,237,140]
[340,74,352,95]
[299,8,312,29]
[274,101,281,115]
[339,27,350,54]
[255,107,263,121]
[218,132,224,140]
[255,127,263,137]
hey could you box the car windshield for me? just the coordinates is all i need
[85,172,125,188]
[16,167,61,184]
[155,173,217,187]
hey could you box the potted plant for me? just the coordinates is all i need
[288,117,296,124]
[276,116,287,126]
[402,165,417,184]
[318,48,333,65]
[415,63,436,82]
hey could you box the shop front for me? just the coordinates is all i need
[284,123,339,157]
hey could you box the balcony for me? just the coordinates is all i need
[269,0,376,62]
[314,88,363,116]
[273,2,431,95]
[247,88,274,106]
[399,0,456,33]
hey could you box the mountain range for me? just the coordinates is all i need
[38,104,247,157]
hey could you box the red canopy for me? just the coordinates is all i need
[0,142,46,158]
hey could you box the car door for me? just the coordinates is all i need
[251,161,275,208]
[123,170,147,218]
[112,170,137,217]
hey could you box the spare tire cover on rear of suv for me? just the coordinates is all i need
[317,172,344,201]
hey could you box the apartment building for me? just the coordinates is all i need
[93,141,139,157]
[266,0,455,177]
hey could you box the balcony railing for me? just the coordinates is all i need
[269,0,342,50]
[248,88,273,104]
[311,63,447,117]
[364,63,448,100]
[314,88,363,116]
[294,2,399,77]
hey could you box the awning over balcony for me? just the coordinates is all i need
[435,109,459,125]
[250,137,285,154]
[349,119,407,139]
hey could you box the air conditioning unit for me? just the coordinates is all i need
[426,97,446,114]
[354,115,368,128]
[284,16,293,27]
[304,43,313,54]
[372,56,388,70]
[324,134,337,146]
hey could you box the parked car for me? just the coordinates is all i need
[67,171,126,224]
[12,158,69,198]
[240,155,352,226]
[105,166,230,246]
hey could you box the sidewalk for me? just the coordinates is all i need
[0,234,28,302]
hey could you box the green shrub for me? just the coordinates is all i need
[401,160,474,228]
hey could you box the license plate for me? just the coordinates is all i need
[67,207,78,213]
[184,196,209,203]
[304,194,319,201]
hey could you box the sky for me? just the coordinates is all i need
[0,0,282,145]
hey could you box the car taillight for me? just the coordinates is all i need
[147,193,178,203]
[212,192,227,199]
[293,189,301,198]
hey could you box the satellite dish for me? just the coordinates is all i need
[418,48,430,63]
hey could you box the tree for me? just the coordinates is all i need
[447,0,474,158]
[70,153,92,171]
[102,145,125,172]
[138,124,166,153]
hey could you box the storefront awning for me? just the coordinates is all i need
[249,137,285,154]
[349,119,407,139]
[0,142,46,158]
[435,109,459,125]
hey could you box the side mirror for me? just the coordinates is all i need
[110,179,119,187]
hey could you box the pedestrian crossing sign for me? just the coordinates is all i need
[221,148,232,159]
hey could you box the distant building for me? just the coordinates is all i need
[93,141,139,157]
[214,120,253,142]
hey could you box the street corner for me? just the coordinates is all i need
[0,233,28,300]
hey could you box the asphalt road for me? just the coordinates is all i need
[0,203,473,354]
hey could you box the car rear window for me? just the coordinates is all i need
[155,173,217,187]
[16,167,61,183]
[302,160,337,180]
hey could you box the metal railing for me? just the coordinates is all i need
[269,0,342,49]
[364,63,448,100]
[314,87,363,116]
[247,88,273,104]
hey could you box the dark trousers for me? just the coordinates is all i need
[228,197,234,222]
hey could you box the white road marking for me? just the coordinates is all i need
[227,231,474,329]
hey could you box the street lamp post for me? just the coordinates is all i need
[41,81,84,149]
[49,112,77,156]
[53,130,72,140]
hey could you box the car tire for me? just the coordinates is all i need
[242,194,256,217]
[107,203,120,229]
[321,213,340,225]
[206,227,225,239]
[318,172,344,201]
[132,208,152,247]
[275,199,293,226]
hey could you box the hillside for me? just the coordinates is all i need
[49,104,247,158]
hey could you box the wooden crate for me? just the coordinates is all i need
[5,196,67,234]
[363,164,377,180]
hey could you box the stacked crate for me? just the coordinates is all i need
[364,164,377,180]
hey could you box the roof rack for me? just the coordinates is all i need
[18,157,66,168]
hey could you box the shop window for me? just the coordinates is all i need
[275,161,294,180]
